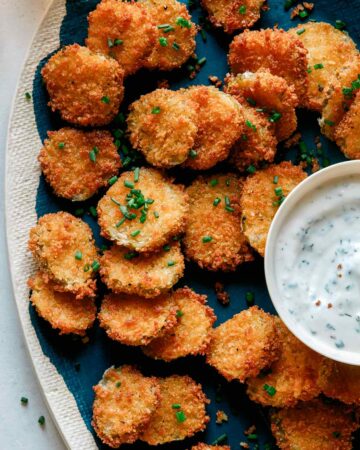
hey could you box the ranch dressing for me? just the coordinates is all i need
[274,175,360,354]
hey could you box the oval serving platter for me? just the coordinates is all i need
[5,0,360,449]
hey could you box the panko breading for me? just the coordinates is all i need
[321,56,360,140]
[320,361,360,405]
[97,168,188,252]
[334,90,360,159]
[289,22,358,111]
[182,86,244,170]
[241,162,306,256]
[271,399,359,450]
[246,318,332,407]
[98,293,178,346]
[140,375,210,445]
[140,0,197,71]
[228,29,309,100]
[86,0,156,77]
[92,365,160,448]
[229,104,277,172]
[225,71,298,141]
[127,89,198,168]
[28,271,96,336]
[100,242,184,298]
[41,44,124,126]
[184,174,254,271]
[28,212,98,299]
[206,306,279,382]
[39,128,121,201]
[201,0,265,34]
[192,445,230,450]
[142,287,216,361]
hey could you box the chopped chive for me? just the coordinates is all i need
[314,63,324,70]
[245,120,257,131]
[284,0,296,10]
[123,156,132,167]
[107,37,114,48]
[113,129,123,139]
[198,56,207,66]
[91,260,100,272]
[108,176,118,185]
[324,119,335,126]
[21,397,28,405]
[247,165,256,174]
[167,260,175,267]
[101,96,110,104]
[124,180,135,189]
[175,411,186,422]
[210,178,218,187]
[163,244,171,253]
[224,196,231,207]
[226,179,231,187]
[299,141,308,153]
[273,175,279,184]
[115,381,121,388]
[89,149,97,163]
[89,206,97,218]
[83,263,90,272]
[307,67,312,73]
[213,197,221,206]
[176,310,184,318]
[172,403,181,409]
[246,291,254,306]
[159,37,168,47]
[116,217,126,228]
[200,29,207,42]
[115,112,125,124]
[275,187,283,197]
[114,38,123,46]
[299,10,309,18]
[247,434,258,441]
[212,434,228,445]
[246,97,256,106]
[38,416,45,426]
[333,431,341,438]
[154,211,159,218]
[269,112,282,123]
[238,5,246,14]
[124,251,138,260]
[25,92,32,100]
[188,149,197,158]
[157,23,171,29]
[335,20,346,30]
[157,24,175,32]
[134,167,140,182]
[225,206,234,213]
[202,235,213,243]
[241,133,248,141]
[263,384,276,396]
[75,250,83,260]
[176,17,191,28]
[58,142,65,149]
[131,230,140,237]
[151,106,161,114]
[296,28,306,35]
[100,245,108,252]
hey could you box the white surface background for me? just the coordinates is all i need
[0,0,65,448]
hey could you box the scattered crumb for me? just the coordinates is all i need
[261,1,270,12]
[299,160,308,170]
[244,425,256,436]
[216,410,228,424]
[291,2,313,19]
[157,79,170,89]
[240,443,250,449]
[303,2,314,10]
[214,282,230,306]
[327,303,333,309]
[315,300,321,307]
[311,158,320,173]
[81,336,90,344]
[209,75,222,88]
[283,132,301,149]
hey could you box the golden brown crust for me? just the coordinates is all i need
[334,90,360,159]
[192,445,230,450]
[320,361,360,405]
[97,167,188,252]
[92,365,160,448]
[201,0,265,34]
[98,293,178,346]
[100,242,184,298]
[28,271,96,336]
[246,318,333,407]
[240,162,307,256]
[39,127,121,201]
[28,212,98,299]
[271,399,359,450]
[140,374,210,445]
[184,174,254,271]
[182,86,244,170]
[142,287,216,361]
[228,29,309,100]
[41,44,124,126]
[86,0,156,77]
[206,306,279,382]
[289,22,358,111]
[127,89,198,168]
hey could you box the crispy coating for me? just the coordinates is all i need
[39,128,121,201]
[97,168,188,252]
[86,0,156,77]
[98,293,178,346]
[28,271,96,336]
[127,89,198,168]
[241,162,306,256]
[192,445,230,450]
[142,287,216,361]
[271,399,359,450]
[228,29,309,100]
[246,318,332,407]
[289,22,358,111]
[334,90,360,159]
[320,361,360,405]
[92,365,160,448]
[182,86,244,170]
[140,0,197,71]
[41,44,124,126]
[201,0,265,34]
[184,174,254,271]
[206,306,279,382]
[229,104,277,172]
[28,212,98,299]
[140,375,210,445]
[225,71,298,141]
[100,242,184,298]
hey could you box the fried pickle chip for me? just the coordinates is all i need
[270,399,359,450]
[334,90,360,159]
[41,44,124,126]
[100,242,184,298]
[228,29,309,100]
[192,445,230,450]
[289,22,358,111]
[182,86,244,170]
[206,306,279,382]
[92,365,160,448]
[142,287,216,361]
[184,174,254,271]
[201,0,265,34]
[98,293,178,346]
[28,271,96,336]
[225,71,298,141]
[140,0,197,71]
[320,361,360,405]
[241,162,306,256]
[127,89,198,168]
[28,212,98,299]
[246,319,332,407]
[140,375,210,445]
[97,168,188,252]
[39,128,121,201]
[86,0,156,77]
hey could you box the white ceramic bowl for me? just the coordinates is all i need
[265,160,360,365]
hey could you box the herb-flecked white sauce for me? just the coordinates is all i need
[275,175,360,353]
